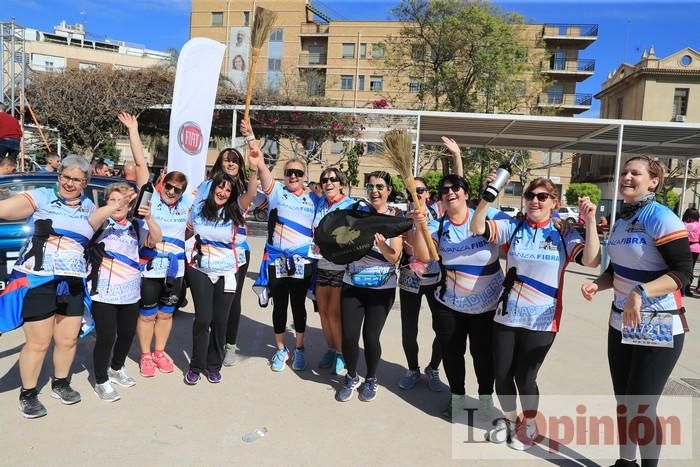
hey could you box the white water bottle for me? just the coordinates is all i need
[482,153,519,202]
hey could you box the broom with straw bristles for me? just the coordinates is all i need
[242,7,277,147]
[383,129,439,261]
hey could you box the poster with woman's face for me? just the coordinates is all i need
[229,27,250,91]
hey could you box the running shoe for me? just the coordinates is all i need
[358,377,378,402]
[292,348,306,371]
[19,392,47,419]
[207,370,222,383]
[184,369,201,385]
[50,380,81,405]
[441,393,465,420]
[486,418,512,444]
[508,418,538,451]
[140,354,157,378]
[610,460,641,467]
[108,367,136,388]
[94,382,120,402]
[270,348,289,372]
[318,349,336,369]
[223,344,239,367]
[152,351,175,373]
[424,365,444,392]
[332,353,346,376]
[398,369,421,390]
[335,374,361,402]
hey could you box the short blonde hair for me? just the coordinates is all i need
[104,182,136,207]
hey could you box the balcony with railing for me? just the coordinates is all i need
[298,52,328,67]
[300,23,330,35]
[542,24,598,48]
[542,59,595,80]
[537,92,592,112]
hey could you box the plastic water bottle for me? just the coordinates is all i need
[242,427,268,443]
[482,153,519,202]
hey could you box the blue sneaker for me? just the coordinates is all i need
[332,353,346,376]
[270,348,289,372]
[335,374,360,402]
[359,377,378,402]
[292,348,306,371]
[318,349,335,369]
[184,369,200,385]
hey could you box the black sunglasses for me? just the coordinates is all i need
[524,191,552,202]
[439,185,462,195]
[320,176,340,184]
[164,182,185,195]
[285,169,304,178]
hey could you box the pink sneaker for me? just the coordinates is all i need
[140,354,156,378]
[152,351,174,373]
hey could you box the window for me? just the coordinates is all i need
[242,11,250,27]
[370,75,383,92]
[616,97,624,119]
[408,79,421,93]
[211,12,224,26]
[79,62,97,70]
[673,88,689,117]
[44,61,54,72]
[268,58,281,72]
[411,45,424,61]
[341,75,353,90]
[270,28,283,42]
[364,143,381,155]
[359,43,366,58]
[550,50,566,70]
[342,43,355,59]
[371,44,385,59]
[358,75,365,91]
[504,182,523,197]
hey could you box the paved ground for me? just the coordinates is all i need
[0,234,698,466]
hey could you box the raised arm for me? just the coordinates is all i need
[406,209,432,263]
[241,120,273,193]
[441,136,463,177]
[141,202,162,247]
[88,192,136,231]
[578,196,601,267]
[237,144,262,211]
[0,194,35,221]
[118,112,150,189]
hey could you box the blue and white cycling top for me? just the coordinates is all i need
[486,217,585,332]
[313,194,356,271]
[188,202,238,276]
[607,201,688,335]
[15,187,95,278]
[264,181,321,268]
[141,192,194,279]
[431,207,508,314]
[92,218,147,305]
[343,205,400,290]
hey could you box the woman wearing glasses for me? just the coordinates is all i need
[0,155,95,418]
[471,177,600,450]
[336,171,403,402]
[581,156,692,467]
[312,168,355,375]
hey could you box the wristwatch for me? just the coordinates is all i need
[244,134,256,142]
[633,284,648,300]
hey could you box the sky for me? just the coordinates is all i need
[5,0,699,118]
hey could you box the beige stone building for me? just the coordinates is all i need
[573,47,700,213]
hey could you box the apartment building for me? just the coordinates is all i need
[573,47,700,212]
[191,1,598,200]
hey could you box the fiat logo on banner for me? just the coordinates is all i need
[178,121,204,155]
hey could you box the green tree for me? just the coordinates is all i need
[420,170,443,192]
[92,139,121,163]
[392,175,406,194]
[656,189,680,212]
[565,183,602,205]
[338,141,364,196]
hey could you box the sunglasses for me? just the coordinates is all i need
[285,169,304,178]
[164,182,185,195]
[366,183,387,191]
[524,191,552,202]
[320,176,340,184]
[439,185,462,195]
[415,187,428,195]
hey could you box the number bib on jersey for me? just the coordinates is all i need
[274,256,306,279]
[236,247,247,267]
[621,311,674,348]
[398,269,421,294]
[51,250,87,278]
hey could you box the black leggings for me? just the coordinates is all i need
[690,252,699,290]
[92,301,139,384]
[186,268,235,372]
[432,304,494,396]
[400,285,441,371]
[226,250,250,345]
[608,327,684,467]
[493,322,555,418]
[341,285,395,379]
[268,264,311,335]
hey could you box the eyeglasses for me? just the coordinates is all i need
[439,185,461,195]
[285,169,304,178]
[59,173,86,185]
[320,176,340,184]
[366,183,387,191]
[415,187,428,195]
[164,182,185,195]
[524,191,553,202]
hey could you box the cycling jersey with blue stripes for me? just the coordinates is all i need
[141,193,193,279]
[15,187,95,278]
[188,202,238,276]
[607,201,688,335]
[313,195,356,271]
[486,217,584,332]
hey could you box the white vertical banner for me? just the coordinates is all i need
[167,38,225,192]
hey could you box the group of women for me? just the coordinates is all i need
[0,116,692,466]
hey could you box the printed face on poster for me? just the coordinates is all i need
[229,27,250,91]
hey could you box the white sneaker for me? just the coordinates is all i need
[508,418,538,451]
[486,418,512,444]
[108,367,136,388]
[94,381,120,402]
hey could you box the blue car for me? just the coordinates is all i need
[0,172,120,290]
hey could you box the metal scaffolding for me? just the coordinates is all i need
[0,19,27,116]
